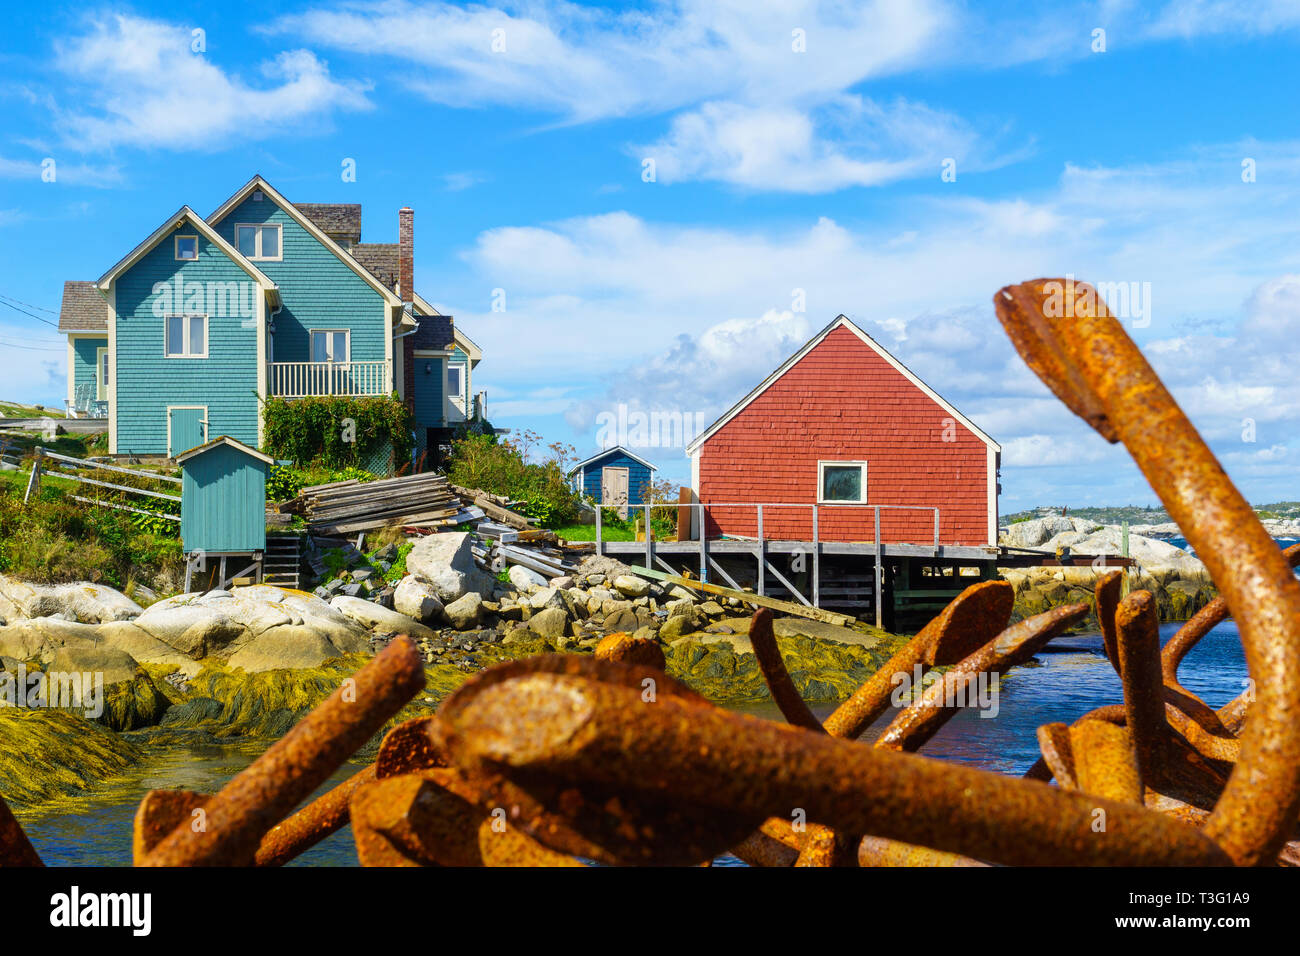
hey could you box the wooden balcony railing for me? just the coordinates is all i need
[267,361,391,398]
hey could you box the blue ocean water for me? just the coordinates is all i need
[15,619,1249,866]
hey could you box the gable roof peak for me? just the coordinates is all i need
[684,312,999,455]
[207,176,402,308]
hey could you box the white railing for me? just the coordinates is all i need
[267,361,391,398]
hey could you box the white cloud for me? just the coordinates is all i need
[53,14,369,150]
[449,141,1300,501]
[0,155,122,188]
[633,97,985,192]
[1148,0,1300,38]
[268,0,952,119]
[267,0,1035,192]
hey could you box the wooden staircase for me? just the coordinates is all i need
[263,534,303,589]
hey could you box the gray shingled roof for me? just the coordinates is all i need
[350,243,400,291]
[294,203,361,247]
[58,280,106,332]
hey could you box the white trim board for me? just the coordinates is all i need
[684,315,1000,456]
[176,434,274,466]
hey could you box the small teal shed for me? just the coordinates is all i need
[177,435,272,555]
[568,445,657,510]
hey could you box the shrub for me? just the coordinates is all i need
[0,484,183,589]
[262,395,414,471]
[445,429,581,526]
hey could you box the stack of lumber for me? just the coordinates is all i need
[287,473,465,535]
[451,484,532,530]
[490,538,580,578]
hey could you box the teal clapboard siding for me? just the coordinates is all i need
[180,442,267,553]
[114,224,261,454]
[577,449,655,505]
[70,335,107,401]
[210,196,389,366]
[413,354,445,428]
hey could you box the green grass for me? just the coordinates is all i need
[551,523,637,541]
[0,402,65,419]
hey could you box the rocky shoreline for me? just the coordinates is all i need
[0,533,905,809]
[999,516,1219,624]
[2,517,1244,811]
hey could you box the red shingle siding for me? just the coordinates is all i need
[697,326,991,545]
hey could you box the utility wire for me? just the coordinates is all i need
[0,296,61,328]
[0,293,57,314]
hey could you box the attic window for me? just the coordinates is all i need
[818,461,868,504]
[174,236,198,260]
[236,223,281,260]
[252,190,264,202]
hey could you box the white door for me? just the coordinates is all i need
[602,466,629,519]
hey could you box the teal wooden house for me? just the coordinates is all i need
[57,175,488,468]
[177,435,272,557]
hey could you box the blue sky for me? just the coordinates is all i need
[3,1,1300,510]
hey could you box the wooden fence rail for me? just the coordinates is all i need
[22,446,181,524]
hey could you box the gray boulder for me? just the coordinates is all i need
[529,588,566,611]
[444,592,483,630]
[228,629,350,673]
[527,607,569,639]
[393,576,446,625]
[329,596,437,640]
[613,574,651,598]
[0,575,145,623]
[508,564,547,592]
[406,532,495,602]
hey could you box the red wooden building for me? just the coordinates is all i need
[685,315,1000,547]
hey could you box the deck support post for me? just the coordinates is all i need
[699,503,707,583]
[873,508,884,629]
[644,503,652,571]
[756,505,765,597]
[595,506,603,557]
[812,505,820,608]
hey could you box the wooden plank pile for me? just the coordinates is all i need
[451,484,532,530]
[284,472,467,535]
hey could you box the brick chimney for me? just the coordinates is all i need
[399,207,415,406]
[398,207,414,304]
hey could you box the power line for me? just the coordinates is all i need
[0,293,57,314]
[0,339,65,352]
[0,297,60,328]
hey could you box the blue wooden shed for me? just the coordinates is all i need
[569,446,657,511]
[177,435,272,556]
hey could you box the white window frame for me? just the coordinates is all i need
[163,313,208,359]
[235,223,283,261]
[96,346,109,401]
[174,235,198,261]
[309,329,350,364]
[817,460,868,504]
[447,361,466,400]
